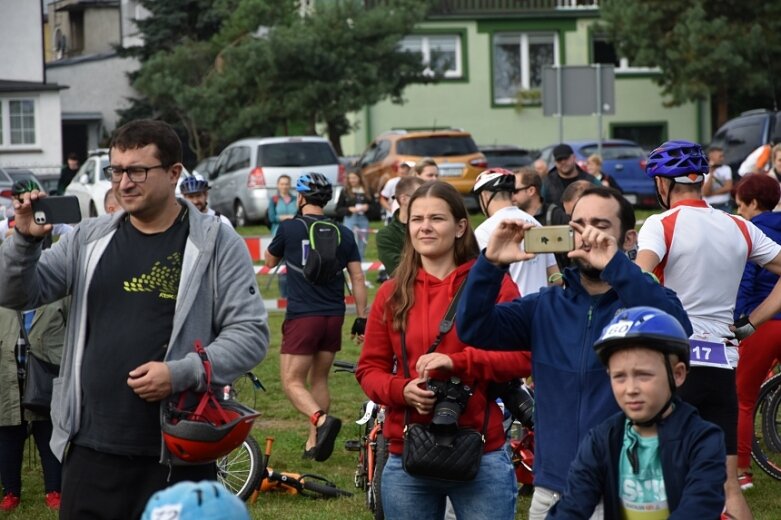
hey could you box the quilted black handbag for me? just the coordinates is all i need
[17,312,59,414]
[398,278,490,482]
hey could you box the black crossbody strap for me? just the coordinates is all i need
[401,276,489,432]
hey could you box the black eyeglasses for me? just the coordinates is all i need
[103,164,167,183]
[514,185,531,194]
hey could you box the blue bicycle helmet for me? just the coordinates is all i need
[594,306,690,368]
[594,306,690,427]
[180,176,210,195]
[296,173,333,206]
[142,481,249,520]
[645,140,708,184]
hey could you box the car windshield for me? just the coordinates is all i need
[8,171,43,190]
[258,142,338,167]
[580,144,645,160]
[0,170,12,183]
[397,136,479,157]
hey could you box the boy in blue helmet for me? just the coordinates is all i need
[549,307,726,519]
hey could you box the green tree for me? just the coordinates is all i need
[124,0,430,159]
[600,0,781,126]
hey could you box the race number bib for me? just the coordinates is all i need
[689,339,731,369]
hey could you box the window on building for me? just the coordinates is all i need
[9,100,36,145]
[0,98,36,147]
[400,34,462,78]
[592,35,619,67]
[492,32,557,105]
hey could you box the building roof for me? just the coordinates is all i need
[55,0,119,13]
[0,80,67,93]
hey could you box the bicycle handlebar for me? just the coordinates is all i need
[333,360,357,373]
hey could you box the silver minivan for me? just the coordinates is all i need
[208,136,344,227]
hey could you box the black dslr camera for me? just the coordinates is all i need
[427,376,473,434]
[490,378,534,429]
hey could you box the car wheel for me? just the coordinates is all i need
[234,201,247,228]
[89,201,98,218]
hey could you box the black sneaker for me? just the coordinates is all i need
[313,415,342,462]
[302,447,316,460]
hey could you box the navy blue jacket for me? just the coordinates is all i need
[735,211,781,321]
[548,400,726,519]
[456,252,692,493]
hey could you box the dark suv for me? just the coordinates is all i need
[710,109,781,174]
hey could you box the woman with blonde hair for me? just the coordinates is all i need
[356,181,529,519]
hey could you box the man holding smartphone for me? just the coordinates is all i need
[0,119,269,519]
[457,187,691,519]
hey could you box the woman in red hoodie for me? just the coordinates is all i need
[356,181,529,520]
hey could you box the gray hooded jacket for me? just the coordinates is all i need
[0,202,269,461]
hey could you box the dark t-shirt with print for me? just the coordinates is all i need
[74,208,190,456]
[267,215,360,319]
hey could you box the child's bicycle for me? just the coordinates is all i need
[216,373,352,501]
[334,360,387,520]
[751,362,781,480]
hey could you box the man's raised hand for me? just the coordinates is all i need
[567,221,618,270]
[485,220,536,267]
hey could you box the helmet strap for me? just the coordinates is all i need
[629,356,677,428]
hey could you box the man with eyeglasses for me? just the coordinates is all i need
[0,119,269,519]
[513,167,569,227]
[542,144,599,206]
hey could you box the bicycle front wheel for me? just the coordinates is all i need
[371,433,387,520]
[752,373,781,480]
[218,435,264,500]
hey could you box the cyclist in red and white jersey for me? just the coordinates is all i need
[636,140,781,520]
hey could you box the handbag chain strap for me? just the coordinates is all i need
[400,277,490,438]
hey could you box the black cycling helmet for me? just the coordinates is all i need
[645,140,709,209]
[594,306,689,427]
[296,173,333,207]
[11,179,42,197]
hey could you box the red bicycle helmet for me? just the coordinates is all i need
[163,341,260,463]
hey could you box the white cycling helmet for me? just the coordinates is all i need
[472,168,516,194]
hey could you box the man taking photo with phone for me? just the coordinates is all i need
[0,119,269,519]
[456,187,691,519]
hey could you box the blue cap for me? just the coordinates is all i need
[141,481,249,520]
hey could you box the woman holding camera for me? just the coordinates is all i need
[356,181,529,519]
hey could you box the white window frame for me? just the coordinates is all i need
[400,34,462,79]
[0,97,38,149]
[591,34,659,73]
[492,32,559,105]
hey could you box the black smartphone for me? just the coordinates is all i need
[31,196,82,225]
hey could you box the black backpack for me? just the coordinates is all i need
[294,216,342,285]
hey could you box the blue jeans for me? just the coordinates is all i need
[343,214,369,260]
[381,449,517,520]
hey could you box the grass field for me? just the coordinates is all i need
[9,209,781,519]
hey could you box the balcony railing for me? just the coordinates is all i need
[365,0,599,15]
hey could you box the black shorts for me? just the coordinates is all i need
[679,366,737,454]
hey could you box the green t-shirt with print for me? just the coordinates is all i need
[618,419,670,519]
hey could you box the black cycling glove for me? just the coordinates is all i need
[733,316,756,341]
[351,317,367,336]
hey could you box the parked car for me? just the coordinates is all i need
[709,109,781,175]
[207,136,344,227]
[538,139,655,207]
[0,168,23,198]
[65,149,111,218]
[355,129,487,201]
[193,156,218,179]
[5,168,60,195]
[479,145,534,171]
